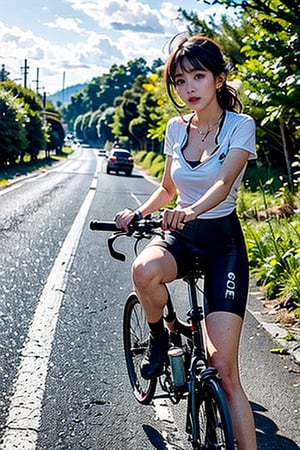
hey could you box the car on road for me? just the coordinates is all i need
[106,149,134,176]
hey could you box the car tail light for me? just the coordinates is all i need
[128,156,134,162]
[109,156,117,162]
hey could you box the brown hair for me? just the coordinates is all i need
[164,34,242,113]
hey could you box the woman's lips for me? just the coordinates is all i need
[188,96,200,104]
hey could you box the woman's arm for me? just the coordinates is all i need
[138,156,177,217]
[114,156,177,231]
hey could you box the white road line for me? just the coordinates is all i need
[153,398,184,449]
[0,168,98,450]
[130,192,142,206]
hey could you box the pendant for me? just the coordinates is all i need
[197,129,210,142]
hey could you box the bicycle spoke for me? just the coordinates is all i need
[123,293,157,404]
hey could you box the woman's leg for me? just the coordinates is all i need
[132,244,178,379]
[206,312,257,450]
[132,244,177,322]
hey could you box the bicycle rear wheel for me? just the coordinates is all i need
[198,377,235,449]
[123,292,157,404]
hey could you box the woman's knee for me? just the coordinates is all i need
[132,247,177,291]
[132,257,159,290]
[209,354,239,399]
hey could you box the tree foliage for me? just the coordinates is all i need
[66,58,152,148]
[0,80,64,165]
[191,0,300,183]
[0,88,28,165]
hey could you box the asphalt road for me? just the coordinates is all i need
[0,146,299,450]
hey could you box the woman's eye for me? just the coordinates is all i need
[175,79,184,86]
[195,73,204,79]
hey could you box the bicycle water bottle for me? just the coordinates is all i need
[168,347,186,387]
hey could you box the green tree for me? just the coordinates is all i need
[61,58,150,141]
[61,91,87,131]
[200,0,300,184]
[111,74,148,148]
[129,72,173,151]
[97,107,115,146]
[24,112,45,160]
[1,81,46,161]
[74,114,84,141]
[0,88,28,165]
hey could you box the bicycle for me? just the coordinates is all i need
[90,215,235,450]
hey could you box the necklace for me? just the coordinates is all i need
[195,112,224,142]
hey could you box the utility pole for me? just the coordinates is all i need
[42,88,46,110]
[21,59,29,89]
[0,64,10,81]
[62,71,66,103]
[33,67,40,94]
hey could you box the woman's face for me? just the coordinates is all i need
[173,58,222,112]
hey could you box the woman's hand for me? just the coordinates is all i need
[114,208,136,232]
[162,207,196,231]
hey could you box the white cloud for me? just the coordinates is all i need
[45,17,85,35]
[66,0,165,33]
[0,0,226,94]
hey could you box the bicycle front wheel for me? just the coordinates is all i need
[123,292,157,404]
[198,377,235,449]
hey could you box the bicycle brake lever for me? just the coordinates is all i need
[108,232,127,261]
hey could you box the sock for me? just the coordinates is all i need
[148,317,165,337]
[163,294,176,323]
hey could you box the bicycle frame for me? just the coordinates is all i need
[166,266,223,447]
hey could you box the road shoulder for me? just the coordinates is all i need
[247,280,300,365]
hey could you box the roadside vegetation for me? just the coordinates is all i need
[0,81,64,169]
[0,0,299,327]
[0,146,73,188]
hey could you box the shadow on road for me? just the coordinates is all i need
[251,401,299,449]
[141,404,299,450]
[142,424,169,449]
[143,424,185,450]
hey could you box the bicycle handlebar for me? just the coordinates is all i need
[89,216,163,261]
[90,221,119,232]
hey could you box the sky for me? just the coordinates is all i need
[0,0,228,95]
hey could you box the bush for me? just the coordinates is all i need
[148,154,165,179]
[133,150,148,165]
[0,89,28,165]
[134,150,166,180]
[242,216,300,309]
[142,151,157,170]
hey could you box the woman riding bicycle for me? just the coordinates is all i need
[115,34,257,450]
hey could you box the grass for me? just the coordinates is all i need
[0,146,73,187]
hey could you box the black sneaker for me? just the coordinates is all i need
[140,329,169,379]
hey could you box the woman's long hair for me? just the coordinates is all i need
[164,34,242,113]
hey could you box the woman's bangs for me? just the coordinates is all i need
[181,54,207,73]
[171,49,207,82]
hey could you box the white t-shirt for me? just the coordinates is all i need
[163,110,257,219]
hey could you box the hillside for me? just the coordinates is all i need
[48,83,87,107]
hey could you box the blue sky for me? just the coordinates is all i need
[0,0,228,94]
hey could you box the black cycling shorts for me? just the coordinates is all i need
[149,210,249,319]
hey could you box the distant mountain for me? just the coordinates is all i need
[48,82,88,106]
